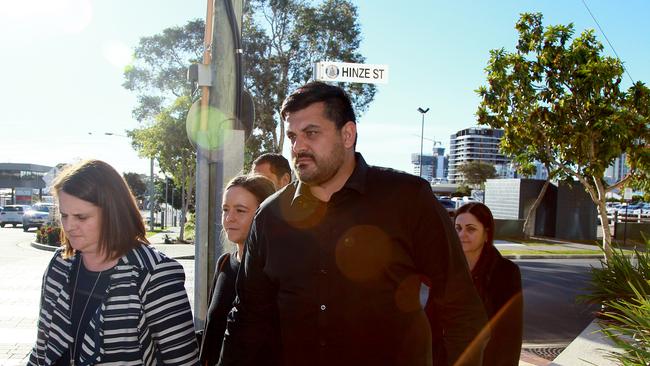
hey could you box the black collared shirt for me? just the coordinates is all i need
[221,153,487,366]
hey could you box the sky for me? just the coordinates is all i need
[1,0,649,177]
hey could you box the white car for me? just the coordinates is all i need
[0,205,30,227]
[22,203,55,232]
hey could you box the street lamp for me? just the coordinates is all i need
[417,107,430,178]
[89,131,155,231]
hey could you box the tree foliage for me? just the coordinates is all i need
[127,97,196,240]
[123,20,203,123]
[243,0,376,162]
[122,172,147,200]
[457,161,496,188]
[476,13,650,254]
[123,0,374,168]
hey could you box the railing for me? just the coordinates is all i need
[608,211,650,224]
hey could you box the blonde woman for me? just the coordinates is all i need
[199,174,276,365]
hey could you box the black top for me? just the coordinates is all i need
[220,153,487,366]
[200,252,239,365]
[56,259,113,366]
[471,244,523,366]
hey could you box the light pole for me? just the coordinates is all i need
[417,107,430,178]
[89,131,156,231]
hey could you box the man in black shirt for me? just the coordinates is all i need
[252,153,292,189]
[220,82,488,366]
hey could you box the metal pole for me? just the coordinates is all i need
[623,203,629,246]
[194,0,245,329]
[416,107,429,178]
[163,177,168,229]
[149,158,154,231]
[420,113,424,177]
[171,185,175,226]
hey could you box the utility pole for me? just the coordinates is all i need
[417,107,430,178]
[193,0,245,329]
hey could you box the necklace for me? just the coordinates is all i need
[69,258,103,366]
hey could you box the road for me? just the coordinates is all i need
[517,258,601,344]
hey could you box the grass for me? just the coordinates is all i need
[146,229,165,238]
[499,249,601,256]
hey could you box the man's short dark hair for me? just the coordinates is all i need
[280,81,356,129]
[253,153,291,178]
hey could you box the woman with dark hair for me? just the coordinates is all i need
[29,159,199,366]
[454,202,523,366]
[199,174,276,366]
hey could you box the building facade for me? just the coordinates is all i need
[0,163,53,205]
[411,147,448,183]
[604,153,628,185]
[447,127,511,184]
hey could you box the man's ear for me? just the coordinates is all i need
[280,173,291,187]
[341,121,356,149]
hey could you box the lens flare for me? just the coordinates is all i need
[395,274,422,313]
[335,225,391,282]
[102,40,132,68]
[186,101,236,151]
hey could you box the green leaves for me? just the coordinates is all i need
[581,242,650,365]
[476,12,650,251]
[457,161,497,188]
[243,0,375,156]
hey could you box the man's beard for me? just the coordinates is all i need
[293,142,345,186]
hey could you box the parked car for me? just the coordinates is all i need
[0,205,30,227]
[617,203,644,217]
[605,202,621,216]
[22,203,55,232]
[437,198,456,217]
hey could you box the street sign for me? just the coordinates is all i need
[314,61,389,84]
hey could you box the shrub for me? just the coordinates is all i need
[581,241,650,363]
[36,224,62,246]
[183,212,195,243]
[580,242,650,314]
[600,283,650,365]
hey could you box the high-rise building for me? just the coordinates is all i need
[447,127,511,183]
[604,153,628,185]
[411,147,448,183]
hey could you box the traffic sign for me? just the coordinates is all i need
[314,61,389,84]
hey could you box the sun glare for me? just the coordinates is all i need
[103,40,133,68]
[0,0,93,35]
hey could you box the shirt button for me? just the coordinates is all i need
[320,304,327,311]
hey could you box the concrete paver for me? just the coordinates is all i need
[2,227,600,364]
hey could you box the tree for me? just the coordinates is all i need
[123,20,203,124]
[476,13,650,255]
[243,0,376,162]
[457,161,496,188]
[155,176,183,210]
[123,172,147,201]
[123,0,374,188]
[122,20,203,240]
[128,97,197,241]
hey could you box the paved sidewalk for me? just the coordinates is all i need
[7,229,603,365]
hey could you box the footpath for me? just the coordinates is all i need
[7,228,608,366]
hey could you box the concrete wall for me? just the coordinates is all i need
[555,182,597,241]
[485,178,556,237]
[494,219,524,238]
[485,179,521,219]
[614,222,650,242]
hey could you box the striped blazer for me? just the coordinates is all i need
[28,244,200,365]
